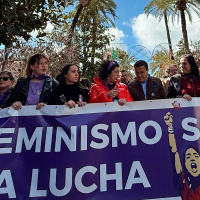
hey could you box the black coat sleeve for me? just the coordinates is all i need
[167,79,178,98]
[83,89,89,103]
[7,81,26,106]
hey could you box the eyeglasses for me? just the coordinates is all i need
[121,74,129,78]
[0,77,10,81]
[38,61,49,66]
[170,69,178,72]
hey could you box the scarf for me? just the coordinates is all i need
[28,73,50,80]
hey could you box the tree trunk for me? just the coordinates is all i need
[91,17,97,65]
[66,0,91,48]
[164,11,174,59]
[66,4,84,47]
[2,47,8,71]
[180,9,190,53]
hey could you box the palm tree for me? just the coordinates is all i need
[144,0,174,57]
[174,0,200,53]
[86,0,117,65]
[150,49,176,78]
[66,0,91,47]
[67,0,117,47]
[148,0,200,54]
[115,48,136,79]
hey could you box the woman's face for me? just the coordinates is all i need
[0,73,13,91]
[31,57,49,77]
[64,65,79,84]
[180,57,191,74]
[185,148,200,177]
[108,67,120,83]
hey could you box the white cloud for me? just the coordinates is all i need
[130,10,200,51]
[106,27,128,51]
[122,21,130,26]
[45,22,54,33]
[31,22,54,37]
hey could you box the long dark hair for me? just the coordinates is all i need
[181,54,199,79]
[98,60,119,80]
[55,64,80,91]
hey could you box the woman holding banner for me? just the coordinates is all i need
[89,60,133,105]
[167,54,200,101]
[48,64,88,108]
[8,53,58,110]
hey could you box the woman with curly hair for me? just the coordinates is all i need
[89,60,133,105]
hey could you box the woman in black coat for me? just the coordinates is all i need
[48,64,88,108]
[9,53,58,110]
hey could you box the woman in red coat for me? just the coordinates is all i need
[89,60,133,105]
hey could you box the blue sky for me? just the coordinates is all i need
[112,0,150,48]
[3,0,200,60]
[107,0,200,60]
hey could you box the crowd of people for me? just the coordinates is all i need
[0,53,199,110]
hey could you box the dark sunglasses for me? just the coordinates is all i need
[0,77,10,81]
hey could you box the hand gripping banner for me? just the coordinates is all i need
[0,98,200,200]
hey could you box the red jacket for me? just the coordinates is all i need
[89,77,133,103]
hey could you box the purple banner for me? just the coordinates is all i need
[0,99,200,200]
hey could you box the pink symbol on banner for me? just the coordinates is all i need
[79,94,83,102]
[172,101,180,110]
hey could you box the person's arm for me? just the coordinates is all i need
[52,79,59,90]
[1,92,11,108]
[77,89,88,107]
[7,82,23,107]
[47,91,62,105]
[83,89,89,103]
[164,112,182,174]
[127,83,135,101]
[125,87,133,102]
[159,80,167,99]
[89,85,112,103]
[118,84,133,102]
[167,78,178,98]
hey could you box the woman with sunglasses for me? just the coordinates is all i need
[48,64,88,108]
[167,54,200,101]
[89,60,133,105]
[0,71,14,109]
[8,53,58,110]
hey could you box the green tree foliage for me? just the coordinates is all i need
[66,0,117,81]
[0,0,69,47]
[150,49,176,78]
[176,38,200,67]
[111,48,136,79]
[176,38,185,57]
[66,0,117,47]
[0,25,81,78]
[66,0,91,47]
[77,16,114,81]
